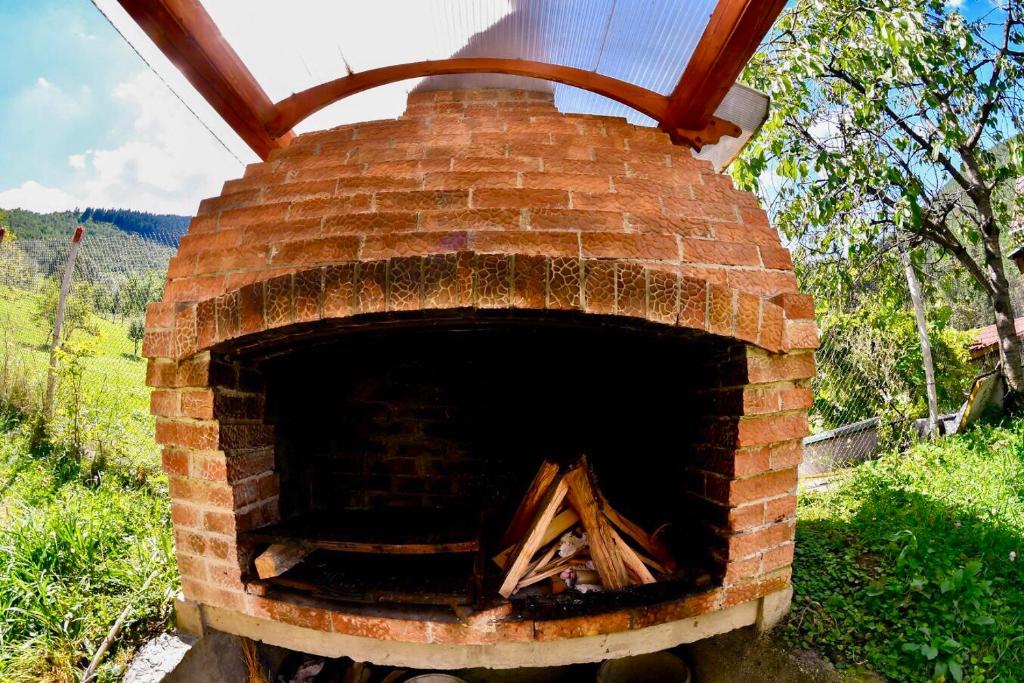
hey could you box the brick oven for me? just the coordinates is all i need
[143,89,817,668]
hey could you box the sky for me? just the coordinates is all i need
[0,0,243,215]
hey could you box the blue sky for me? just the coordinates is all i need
[0,0,241,215]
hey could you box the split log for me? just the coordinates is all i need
[498,476,568,598]
[602,497,675,571]
[563,461,630,590]
[516,557,574,590]
[492,507,578,569]
[501,460,560,547]
[610,528,656,584]
[254,543,313,579]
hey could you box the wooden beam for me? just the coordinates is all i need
[662,0,786,137]
[115,0,293,159]
[267,58,673,138]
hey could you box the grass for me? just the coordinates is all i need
[0,284,157,468]
[781,421,1024,682]
[0,412,176,682]
[0,283,174,680]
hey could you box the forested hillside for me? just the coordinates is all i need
[2,207,187,244]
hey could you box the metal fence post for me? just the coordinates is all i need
[43,225,85,419]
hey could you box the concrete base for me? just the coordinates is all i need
[174,590,792,670]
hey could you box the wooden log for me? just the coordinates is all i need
[563,461,631,590]
[501,460,561,547]
[498,476,568,598]
[516,557,574,590]
[610,528,656,584]
[492,508,579,569]
[602,497,676,571]
[254,543,313,579]
[522,544,559,580]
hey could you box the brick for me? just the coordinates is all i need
[237,281,265,336]
[473,188,569,209]
[728,468,798,505]
[771,292,815,319]
[161,447,189,476]
[470,231,578,257]
[528,209,622,231]
[377,190,468,211]
[142,330,174,358]
[145,302,175,330]
[180,390,215,420]
[785,319,820,350]
[156,419,219,450]
[218,203,289,229]
[423,171,517,190]
[421,208,520,231]
[728,522,795,560]
[269,236,359,267]
[521,172,611,193]
[738,413,810,447]
[747,351,816,383]
[361,232,468,259]
[682,238,760,267]
[581,232,678,260]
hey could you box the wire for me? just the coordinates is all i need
[88,0,246,167]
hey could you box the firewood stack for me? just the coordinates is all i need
[494,457,675,599]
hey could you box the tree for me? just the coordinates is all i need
[128,318,146,356]
[34,279,96,343]
[735,0,1024,403]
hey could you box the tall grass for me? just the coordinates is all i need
[0,415,176,682]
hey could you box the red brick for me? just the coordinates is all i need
[528,209,622,231]
[376,190,468,211]
[728,522,795,559]
[161,447,189,476]
[682,238,760,266]
[181,390,214,420]
[738,413,809,447]
[771,292,815,319]
[473,188,569,209]
[470,231,578,257]
[361,232,468,259]
[423,171,518,190]
[218,203,289,229]
[729,468,798,505]
[268,236,359,267]
[581,233,678,260]
[156,419,219,450]
[747,351,816,383]
[765,494,798,524]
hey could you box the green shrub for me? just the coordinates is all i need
[783,421,1024,681]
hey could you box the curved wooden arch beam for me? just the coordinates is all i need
[264,58,739,150]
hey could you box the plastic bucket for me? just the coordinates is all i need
[596,652,691,683]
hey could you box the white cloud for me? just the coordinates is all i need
[0,181,81,213]
[36,76,53,90]
[1,70,243,215]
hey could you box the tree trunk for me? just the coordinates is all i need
[900,246,940,437]
[981,231,1024,406]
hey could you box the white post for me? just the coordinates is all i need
[44,225,84,419]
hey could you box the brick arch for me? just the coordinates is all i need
[148,254,790,361]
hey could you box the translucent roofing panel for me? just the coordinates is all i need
[201,0,718,131]
[95,0,763,170]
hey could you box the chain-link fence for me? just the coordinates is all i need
[0,230,177,469]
